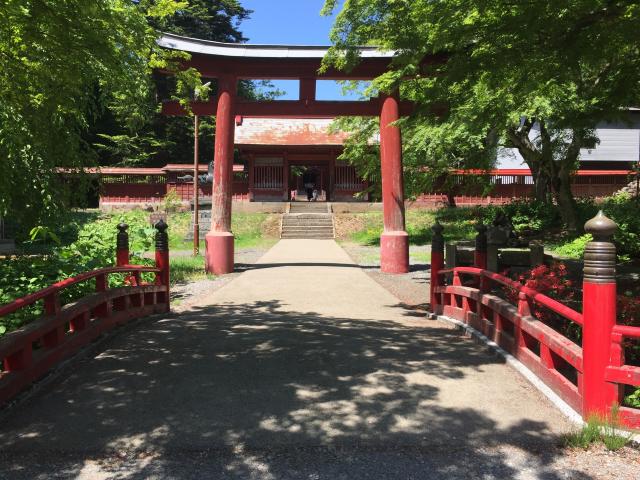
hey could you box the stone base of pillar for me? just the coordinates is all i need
[205,231,234,275]
[380,230,409,274]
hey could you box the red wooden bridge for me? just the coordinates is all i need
[0,212,639,477]
[0,212,638,431]
[429,211,640,429]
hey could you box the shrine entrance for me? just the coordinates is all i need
[292,164,329,202]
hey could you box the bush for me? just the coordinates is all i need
[498,199,562,234]
[601,193,640,259]
[0,211,155,336]
[554,234,592,259]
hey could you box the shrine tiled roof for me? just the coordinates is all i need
[234,117,348,146]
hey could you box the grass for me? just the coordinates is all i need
[169,212,279,251]
[564,408,633,451]
[343,209,477,247]
[169,255,212,285]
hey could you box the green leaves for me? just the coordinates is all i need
[324,0,640,231]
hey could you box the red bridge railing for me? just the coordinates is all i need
[430,212,640,429]
[0,220,170,405]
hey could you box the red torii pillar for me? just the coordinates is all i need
[205,75,236,275]
[379,94,409,274]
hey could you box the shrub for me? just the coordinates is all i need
[503,262,581,342]
[0,211,155,336]
[601,192,640,259]
[554,234,592,259]
[498,199,562,234]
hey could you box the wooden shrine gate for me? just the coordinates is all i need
[158,33,415,276]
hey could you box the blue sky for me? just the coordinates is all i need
[238,0,359,100]
[240,0,338,46]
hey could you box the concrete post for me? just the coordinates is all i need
[379,94,409,274]
[529,241,544,267]
[581,211,621,419]
[445,242,457,269]
[206,75,236,275]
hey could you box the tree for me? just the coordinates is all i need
[0,0,186,231]
[322,0,640,231]
[150,0,251,43]
[95,1,282,168]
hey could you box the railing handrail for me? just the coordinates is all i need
[438,266,583,326]
[613,324,640,339]
[0,265,160,317]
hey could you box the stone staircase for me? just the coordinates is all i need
[281,202,334,239]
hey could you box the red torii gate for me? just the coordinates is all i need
[159,33,415,275]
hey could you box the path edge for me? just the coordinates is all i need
[431,312,640,444]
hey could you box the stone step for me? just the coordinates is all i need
[289,207,329,213]
[284,217,332,222]
[281,228,334,234]
[282,221,334,226]
[281,234,334,239]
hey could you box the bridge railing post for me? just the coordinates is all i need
[116,222,137,285]
[474,221,490,294]
[154,220,170,311]
[430,221,444,314]
[474,221,488,270]
[581,211,622,419]
[116,223,129,266]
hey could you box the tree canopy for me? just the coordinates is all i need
[0,1,264,232]
[0,0,189,229]
[322,0,640,230]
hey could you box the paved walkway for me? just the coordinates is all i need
[0,240,584,479]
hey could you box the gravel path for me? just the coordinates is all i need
[340,242,431,310]
[171,246,272,312]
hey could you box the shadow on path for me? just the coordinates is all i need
[0,301,589,479]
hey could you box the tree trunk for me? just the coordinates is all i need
[530,164,550,202]
[446,191,457,207]
[553,171,580,233]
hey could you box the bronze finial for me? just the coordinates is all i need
[154,220,169,252]
[583,211,617,283]
[116,223,129,250]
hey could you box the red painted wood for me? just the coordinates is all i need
[605,365,640,387]
[430,251,444,312]
[379,94,408,274]
[582,281,620,418]
[0,266,159,318]
[435,266,588,418]
[116,249,129,267]
[0,283,168,406]
[155,249,170,313]
[206,75,236,275]
[619,408,640,430]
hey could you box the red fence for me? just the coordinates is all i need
[0,221,171,406]
[430,212,640,429]
[417,170,632,205]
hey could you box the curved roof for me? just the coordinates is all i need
[157,33,394,59]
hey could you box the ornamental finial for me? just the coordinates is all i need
[584,211,617,241]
